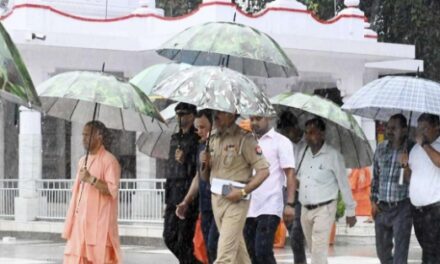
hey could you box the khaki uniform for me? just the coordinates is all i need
[208,124,269,264]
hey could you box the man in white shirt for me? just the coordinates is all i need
[298,117,357,264]
[244,115,297,264]
[403,113,440,263]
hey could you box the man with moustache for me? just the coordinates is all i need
[371,114,413,264]
[200,111,269,264]
[298,117,356,264]
[244,115,297,264]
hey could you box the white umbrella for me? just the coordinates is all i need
[342,76,440,126]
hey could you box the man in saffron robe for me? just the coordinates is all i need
[62,121,122,264]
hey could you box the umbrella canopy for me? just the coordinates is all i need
[136,102,180,159]
[0,22,41,108]
[152,66,276,117]
[157,22,297,78]
[271,92,373,168]
[37,71,165,132]
[130,62,192,96]
[342,76,440,126]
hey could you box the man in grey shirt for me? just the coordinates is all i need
[298,117,357,264]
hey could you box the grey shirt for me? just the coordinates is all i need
[298,142,356,216]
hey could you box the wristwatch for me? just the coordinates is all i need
[240,189,247,197]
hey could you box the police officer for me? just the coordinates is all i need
[200,110,270,264]
[163,102,200,264]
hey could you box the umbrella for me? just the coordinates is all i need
[341,76,440,126]
[0,22,41,108]
[130,62,192,96]
[37,71,165,132]
[151,66,276,117]
[157,21,298,78]
[136,103,180,159]
[271,92,373,168]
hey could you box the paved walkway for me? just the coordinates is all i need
[0,237,422,264]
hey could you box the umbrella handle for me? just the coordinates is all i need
[84,103,98,168]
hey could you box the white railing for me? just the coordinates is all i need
[36,178,166,223]
[0,179,19,218]
[36,179,74,220]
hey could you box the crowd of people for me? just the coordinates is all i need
[61,102,440,264]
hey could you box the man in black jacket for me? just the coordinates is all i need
[163,102,200,264]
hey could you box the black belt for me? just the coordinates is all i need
[378,199,408,210]
[414,201,440,212]
[304,200,334,210]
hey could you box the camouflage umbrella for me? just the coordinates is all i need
[37,71,165,132]
[271,92,373,168]
[157,22,297,78]
[130,62,192,96]
[151,66,276,117]
[0,22,41,108]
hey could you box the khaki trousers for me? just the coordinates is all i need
[301,200,337,264]
[212,194,251,264]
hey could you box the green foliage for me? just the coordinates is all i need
[156,0,202,17]
[363,0,440,82]
[297,0,344,20]
[336,192,345,221]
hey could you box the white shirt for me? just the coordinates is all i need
[247,129,296,218]
[298,143,356,217]
[409,136,440,206]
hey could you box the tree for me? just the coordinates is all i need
[156,0,202,17]
[363,0,440,81]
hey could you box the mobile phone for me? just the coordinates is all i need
[222,184,232,196]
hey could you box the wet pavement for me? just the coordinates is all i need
[0,237,422,264]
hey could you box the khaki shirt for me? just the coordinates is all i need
[209,124,269,183]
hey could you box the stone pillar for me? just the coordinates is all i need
[14,107,42,221]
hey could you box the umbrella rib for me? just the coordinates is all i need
[119,108,125,131]
[263,61,270,79]
[192,51,202,66]
[373,107,381,121]
[168,49,180,61]
[68,100,81,121]
[281,64,289,78]
[150,131,162,157]
[140,114,149,132]
[44,98,60,115]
